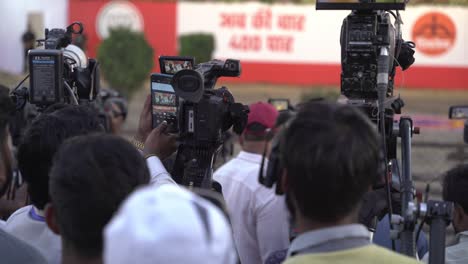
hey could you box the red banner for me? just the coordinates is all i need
[69,0,177,73]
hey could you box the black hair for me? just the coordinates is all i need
[17,105,104,210]
[49,134,150,257]
[0,85,15,140]
[443,165,468,214]
[0,85,15,196]
[282,102,380,222]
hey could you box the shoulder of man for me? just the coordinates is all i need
[5,205,32,226]
[283,245,420,264]
[0,228,47,264]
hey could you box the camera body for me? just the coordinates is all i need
[172,59,246,144]
[340,11,395,99]
[171,59,248,188]
[27,22,100,108]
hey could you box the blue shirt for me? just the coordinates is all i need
[373,214,429,259]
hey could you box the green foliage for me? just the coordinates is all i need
[179,34,215,63]
[97,28,154,98]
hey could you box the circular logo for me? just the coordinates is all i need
[412,12,456,56]
[96,1,144,39]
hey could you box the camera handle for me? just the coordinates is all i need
[398,117,417,257]
[426,200,453,264]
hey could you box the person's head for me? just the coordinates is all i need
[104,184,236,264]
[442,165,468,233]
[0,85,15,196]
[240,102,279,154]
[17,105,104,210]
[280,102,380,230]
[104,98,128,135]
[46,134,150,261]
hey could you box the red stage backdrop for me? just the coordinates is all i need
[69,1,468,89]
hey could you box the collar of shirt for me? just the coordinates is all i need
[29,206,46,222]
[236,151,264,164]
[287,224,371,257]
[456,231,468,243]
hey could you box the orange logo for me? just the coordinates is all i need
[412,12,456,56]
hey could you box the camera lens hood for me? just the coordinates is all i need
[172,69,204,103]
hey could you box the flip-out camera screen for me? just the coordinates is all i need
[159,56,195,75]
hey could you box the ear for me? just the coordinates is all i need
[45,203,61,235]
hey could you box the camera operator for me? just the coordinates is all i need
[213,102,290,264]
[132,95,178,187]
[100,88,128,135]
[422,165,468,263]
[0,85,48,263]
[280,102,418,264]
[45,134,150,264]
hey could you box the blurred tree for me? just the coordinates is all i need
[179,34,215,63]
[97,28,154,98]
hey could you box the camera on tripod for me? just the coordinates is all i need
[163,58,249,189]
[9,22,108,146]
[20,22,100,108]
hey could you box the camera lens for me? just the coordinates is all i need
[179,75,201,92]
[172,69,204,103]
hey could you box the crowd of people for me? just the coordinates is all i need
[0,83,467,264]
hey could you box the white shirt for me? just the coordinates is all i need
[423,231,468,264]
[3,157,173,264]
[214,151,290,264]
[5,205,61,264]
[146,156,177,187]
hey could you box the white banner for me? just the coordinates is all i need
[178,3,468,67]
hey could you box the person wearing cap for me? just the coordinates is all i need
[104,184,237,264]
[213,102,290,264]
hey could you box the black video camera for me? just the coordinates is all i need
[170,59,249,189]
[26,22,100,108]
[9,22,106,146]
[317,0,416,163]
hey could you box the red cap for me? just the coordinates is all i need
[244,102,279,135]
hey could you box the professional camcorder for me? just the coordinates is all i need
[9,22,108,146]
[259,2,451,263]
[26,22,100,107]
[169,59,249,189]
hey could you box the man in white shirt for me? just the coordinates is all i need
[0,84,48,264]
[214,102,290,264]
[6,106,104,264]
[423,165,468,264]
[7,104,177,264]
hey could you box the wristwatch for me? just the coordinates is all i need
[131,138,145,151]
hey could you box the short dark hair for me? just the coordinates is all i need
[49,134,150,257]
[282,102,380,222]
[0,85,15,196]
[443,165,468,213]
[0,85,14,140]
[17,105,104,210]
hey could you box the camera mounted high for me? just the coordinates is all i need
[27,22,100,108]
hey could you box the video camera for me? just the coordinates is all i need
[9,22,107,146]
[449,105,468,143]
[27,22,100,107]
[168,59,249,189]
